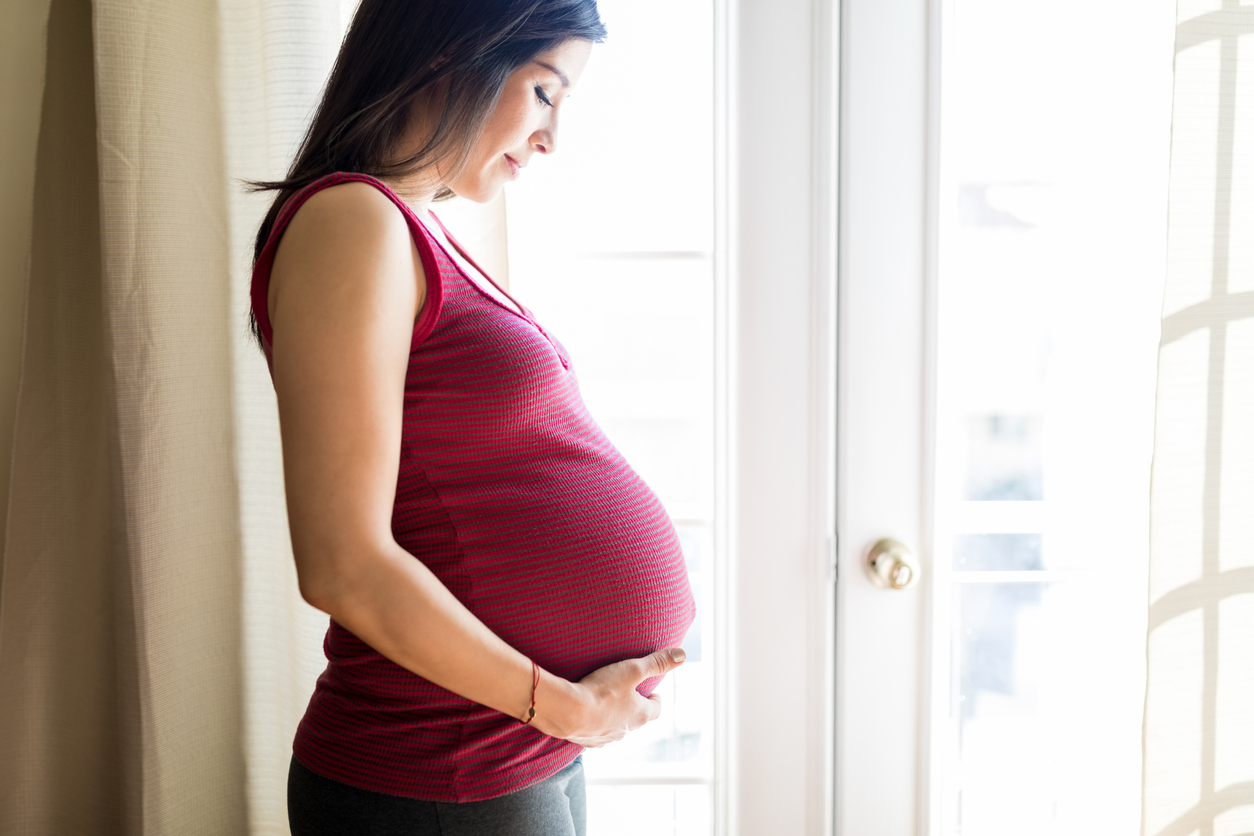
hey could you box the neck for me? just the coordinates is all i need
[380,174,441,217]
[376,150,448,216]
[380,95,448,213]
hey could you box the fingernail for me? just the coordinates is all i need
[670,648,686,664]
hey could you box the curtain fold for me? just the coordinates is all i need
[0,0,52,561]
[2,0,254,830]
[1,2,515,831]
[0,0,518,833]
[216,3,350,830]
[1144,2,1254,835]
[91,0,250,832]
[0,0,138,831]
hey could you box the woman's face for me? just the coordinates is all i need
[444,39,593,203]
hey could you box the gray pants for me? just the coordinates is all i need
[288,754,586,836]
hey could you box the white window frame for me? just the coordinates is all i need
[721,0,847,833]
[832,0,934,829]
[830,0,940,829]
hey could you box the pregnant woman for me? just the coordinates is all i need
[248,1,695,834]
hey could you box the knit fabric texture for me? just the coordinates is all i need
[250,172,695,802]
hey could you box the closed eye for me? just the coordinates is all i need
[535,85,554,107]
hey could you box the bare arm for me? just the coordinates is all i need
[267,182,679,745]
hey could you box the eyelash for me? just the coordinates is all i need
[534,85,554,107]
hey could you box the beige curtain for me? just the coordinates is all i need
[0,0,50,561]
[1144,2,1254,835]
[0,1,509,833]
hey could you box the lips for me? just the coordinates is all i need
[504,154,522,179]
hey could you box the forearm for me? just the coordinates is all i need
[310,542,584,733]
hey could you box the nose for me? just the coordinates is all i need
[532,131,554,155]
[532,111,560,155]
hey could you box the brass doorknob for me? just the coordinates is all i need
[864,538,920,590]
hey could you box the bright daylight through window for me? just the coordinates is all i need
[505,1,718,833]
[931,0,1174,833]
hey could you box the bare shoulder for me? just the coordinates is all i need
[269,180,425,332]
[284,179,408,240]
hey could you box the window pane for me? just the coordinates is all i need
[587,785,712,836]
[951,581,1147,835]
[503,0,713,255]
[963,414,1044,501]
[935,0,1175,832]
[952,534,1042,572]
[502,0,716,828]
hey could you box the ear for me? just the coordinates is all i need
[429,51,452,73]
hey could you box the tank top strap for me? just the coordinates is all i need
[425,210,531,320]
[250,172,445,352]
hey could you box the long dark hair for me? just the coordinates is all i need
[248,0,606,343]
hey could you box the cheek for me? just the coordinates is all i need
[478,98,534,160]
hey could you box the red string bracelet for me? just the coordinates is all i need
[519,659,540,725]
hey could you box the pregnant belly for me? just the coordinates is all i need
[388,450,696,694]
[457,500,696,694]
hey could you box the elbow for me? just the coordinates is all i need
[293,549,351,615]
[292,537,391,615]
[297,572,336,613]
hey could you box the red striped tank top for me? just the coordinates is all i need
[250,172,696,802]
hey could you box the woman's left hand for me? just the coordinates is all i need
[531,648,686,747]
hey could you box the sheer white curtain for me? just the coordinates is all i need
[1144,2,1254,835]
[0,1,506,833]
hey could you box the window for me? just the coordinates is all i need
[930,0,1175,831]
[504,1,720,832]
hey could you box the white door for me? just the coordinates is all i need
[485,0,1171,833]
[836,1,1174,835]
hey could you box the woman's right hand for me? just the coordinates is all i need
[533,647,687,748]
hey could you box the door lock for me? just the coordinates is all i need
[864,538,920,590]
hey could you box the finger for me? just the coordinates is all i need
[574,731,624,747]
[637,647,686,680]
[642,692,663,723]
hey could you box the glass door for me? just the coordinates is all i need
[838,0,1175,832]
[929,0,1175,831]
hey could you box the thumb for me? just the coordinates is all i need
[640,647,686,680]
